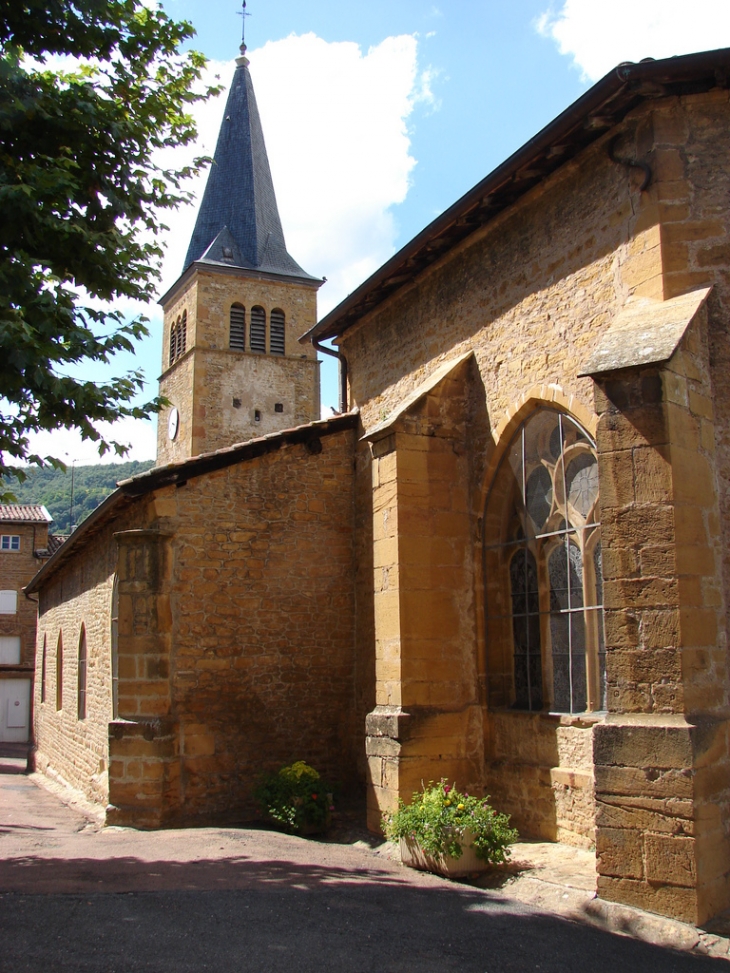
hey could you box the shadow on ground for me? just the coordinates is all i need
[0,853,726,973]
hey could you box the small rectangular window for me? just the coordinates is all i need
[275,403,284,413]
[0,590,18,614]
[0,636,21,664]
[1,535,20,551]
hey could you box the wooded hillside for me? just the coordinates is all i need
[3,461,155,534]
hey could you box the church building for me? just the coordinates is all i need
[28,42,730,928]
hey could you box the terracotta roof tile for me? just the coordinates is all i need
[0,504,53,523]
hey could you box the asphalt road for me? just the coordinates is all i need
[0,760,726,973]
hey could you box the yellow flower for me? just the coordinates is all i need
[457,803,465,810]
[445,799,452,806]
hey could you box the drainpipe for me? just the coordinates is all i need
[312,338,348,414]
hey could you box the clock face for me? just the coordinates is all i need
[168,407,179,441]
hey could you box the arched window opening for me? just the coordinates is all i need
[178,310,187,358]
[270,308,285,356]
[56,632,63,711]
[77,626,88,720]
[111,575,119,719]
[484,408,604,714]
[230,303,246,351]
[41,634,47,703]
[169,311,188,366]
[250,305,266,353]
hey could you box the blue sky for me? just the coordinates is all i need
[26,0,730,464]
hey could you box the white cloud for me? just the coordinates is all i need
[537,0,730,81]
[21,416,158,469]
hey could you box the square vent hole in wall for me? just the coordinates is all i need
[275,403,284,413]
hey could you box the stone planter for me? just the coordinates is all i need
[399,830,490,878]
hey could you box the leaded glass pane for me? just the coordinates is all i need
[526,466,552,528]
[510,549,542,711]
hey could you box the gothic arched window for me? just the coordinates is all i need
[41,634,47,703]
[484,408,605,714]
[250,306,266,353]
[270,308,285,356]
[56,631,63,711]
[230,304,246,351]
[77,626,88,720]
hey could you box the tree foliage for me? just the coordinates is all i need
[5,458,154,533]
[0,0,215,494]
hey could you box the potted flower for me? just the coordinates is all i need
[383,780,518,878]
[254,761,335,835]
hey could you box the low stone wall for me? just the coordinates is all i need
[484,710,598,849]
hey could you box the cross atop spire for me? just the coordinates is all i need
[238,0,250,55]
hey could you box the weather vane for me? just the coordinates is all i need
[238,0,251,52]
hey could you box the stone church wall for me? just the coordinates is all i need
[33,498,153,807]
[344,123,634,846]
[341,92,730,859]
[33,424,357,825]
[106,423,358,826]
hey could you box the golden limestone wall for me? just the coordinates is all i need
[33,499,153,806]
[155,426,356,824]
[34,425,357,826]
[157,269,319,464]
[341,90,730,913]
[590,92,730,925]
[344,122,640,849]
[107,425,357,826]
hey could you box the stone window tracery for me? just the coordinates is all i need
[484,408,605,714]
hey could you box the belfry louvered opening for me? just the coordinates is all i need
[270,308,285,355]
[250,305,266,353]
[177,311,187,358]
[230,304,246,350]
[169,310,188,366]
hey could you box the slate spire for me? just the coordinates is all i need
[183,43,316,281]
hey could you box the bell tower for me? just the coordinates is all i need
[156,38,322,466]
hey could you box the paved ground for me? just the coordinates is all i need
[1,752,728,972]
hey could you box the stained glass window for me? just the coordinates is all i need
[484,408,605,714]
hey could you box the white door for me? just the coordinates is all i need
[0,679,31,743]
